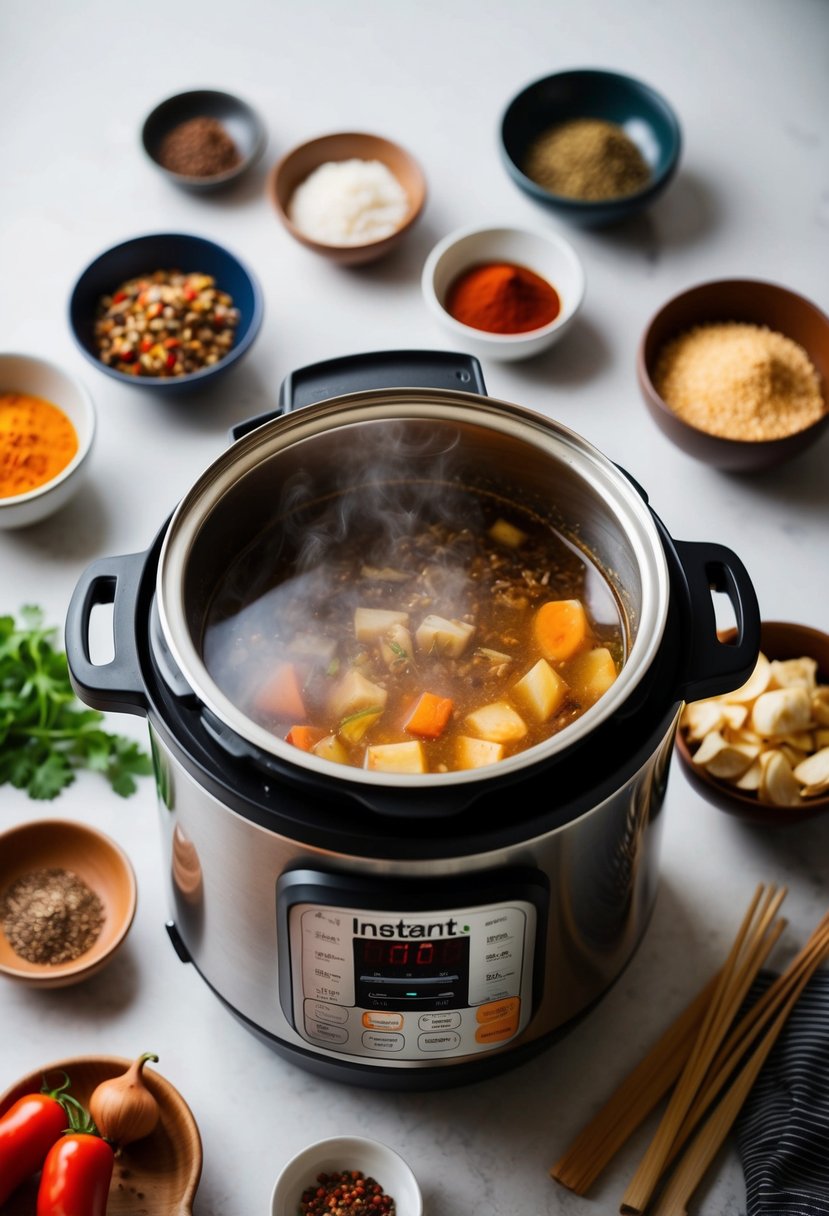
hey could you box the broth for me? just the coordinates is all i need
[202,485,626,773]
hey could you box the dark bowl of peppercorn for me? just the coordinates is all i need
[0,819,137,988]
[142,88,266,191]
[500,68,682,228]
[69,232,264,393]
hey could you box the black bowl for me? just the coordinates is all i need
[142,88,266,191]
[500,68,681,228]
[69,232,264,394]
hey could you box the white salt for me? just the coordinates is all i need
[288,158,409,246]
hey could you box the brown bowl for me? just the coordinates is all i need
[637,279,829,472]
[0,1055,202,1215]
[0,819,136,987]
[675,621,829,824]
[268,131,426,266]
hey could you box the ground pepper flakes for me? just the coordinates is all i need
[523,118,650,201]
[0,867,105,964]
[299,1170,395,1215]
[158,116,241,178]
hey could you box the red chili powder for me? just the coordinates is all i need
[445,261,560,334]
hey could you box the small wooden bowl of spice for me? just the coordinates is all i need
[638,279,829,471]
[142,89,266,191]
[0,353,95,529]
[421,224,585,361]
[0,819,136,987]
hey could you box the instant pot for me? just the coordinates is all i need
[66,351,760,1089]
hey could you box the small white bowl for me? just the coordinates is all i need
[271,1136,423,1216]
[0,353,95,528]
[421,223,585,362]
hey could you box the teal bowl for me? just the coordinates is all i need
[500,68,681,228]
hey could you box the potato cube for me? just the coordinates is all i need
[488,518,527,548]
[567,647,618,706]
[512,659,568,721]
[354,607,409,642]
[380,623,413,670]
[415,615,474,658]
[328,670,388,720]
[465,701,527,744]
[312,734,349,765]
[456,736,504,769]
[338,709,382,745]
[365,741,426,774]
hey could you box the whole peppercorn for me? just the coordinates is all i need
[298,1169,395,1215]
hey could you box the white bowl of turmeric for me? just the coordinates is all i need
[0,353,96,528]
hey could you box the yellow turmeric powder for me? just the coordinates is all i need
[0,392,78,498]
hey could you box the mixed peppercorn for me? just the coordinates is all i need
[94,270,239,377]
[299,1170,396,1215]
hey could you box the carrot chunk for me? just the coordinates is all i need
[285,724,325,751]
[254,663,306,720]
[533,599,591,662]
[404,691,454,739]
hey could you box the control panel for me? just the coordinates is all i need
[279,875,539,1062]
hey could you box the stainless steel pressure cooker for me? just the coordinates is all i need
[66,351,760,1089]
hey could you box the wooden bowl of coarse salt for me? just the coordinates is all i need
[268,132,426,266]
[637,279,829,472]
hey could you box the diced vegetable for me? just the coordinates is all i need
[365,741,426,773]
[285,724,325,752]
[476,647,512,664]
[533,599,590,661]
[465,701,527,744]
[488,518,527,548]
[312,734,349,764]
[415,615,475,658]
[338,706,383,744]
[567,647,618,705]
[254,663,306,720]
[405,692,454,739]
[328,670,389,720]
[354,607,409,642]
[456,736,504,769]
[512,659,568,721]
[360,566,412,583]
[380,623,413,670]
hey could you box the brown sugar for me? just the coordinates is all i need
[653,322,825,441]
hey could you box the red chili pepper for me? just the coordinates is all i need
[165,353,176,370]
[0,1076,71,1205]
[140,337,153,353]
[112,290,127,303]
[36,1102,114,1216]
[182,287,197,301]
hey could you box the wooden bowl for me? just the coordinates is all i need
[0,1056,202,1215]
[268,132,426,266]
[675,621,829,825]
[638,279,829,472]
[0,820,136,987]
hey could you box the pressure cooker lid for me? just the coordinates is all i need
[155,388,671,787]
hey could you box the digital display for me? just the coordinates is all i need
[353,935,471,1011]
[355,938,466,970]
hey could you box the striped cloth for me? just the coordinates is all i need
[736,971,829,1214]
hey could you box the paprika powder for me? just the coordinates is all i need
[0,393,78,498]
[445,261,560,334]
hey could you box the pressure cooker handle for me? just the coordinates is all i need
[64,552,149,716]
[672,540,761,703]
[279,349,488,411]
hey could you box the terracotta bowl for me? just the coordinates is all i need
[675,621,829,825]
[638,279,829,472]
[268,132,426,266]
[0,1056,202,1215]
[0,819,136,987]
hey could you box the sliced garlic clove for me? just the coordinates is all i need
[693,731,760,780]
[681,700,727,742]
[769,657,817,691]
[730,728,764,748]
[758,750,802,806]
[779,744,809,770]
[735,758,763,791]
[792,746,829,788]
[811,687,829,727]
[779,731,814,751]
[801,779,829,798]
[751,686,813,737]
[722,704,748,730]
[816,729,829,748]
[723,652,772,704]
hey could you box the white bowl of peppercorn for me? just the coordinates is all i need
[271,1136,422,1216]
[0,819,137,988]
[422,223,585,362]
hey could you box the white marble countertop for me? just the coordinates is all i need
[1,1,828,1212]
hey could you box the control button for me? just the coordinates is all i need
[306,1000,348,1026]
[476,996,520,1024]
[418,1012,461,1031]
[305,1020,348,1045]
[418,1031,461,1052]
[475,1015,518,1046]
[362,1031,405,1053]
[362,1011,403,1031]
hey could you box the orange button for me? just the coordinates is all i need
[475,1015,518,1045]
[361,1011,403,1030]
[476,997,520,1024]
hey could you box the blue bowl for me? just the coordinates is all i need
[500,68,682,228]
[69,232,264,393]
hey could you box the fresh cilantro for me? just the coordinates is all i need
[0,608,152,800]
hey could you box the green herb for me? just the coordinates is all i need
[325,657,341,678]
[338,705,383,729]
[387,640,408,659]
[0,607,153,801]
